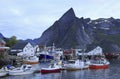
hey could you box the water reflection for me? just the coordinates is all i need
[41,73,61,79]
[60,69,110,79]
[88,69,110,79]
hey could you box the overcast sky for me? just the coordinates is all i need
[0,0,119,40]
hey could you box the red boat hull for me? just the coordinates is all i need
[89,64,109,69]
[40,69,61,74]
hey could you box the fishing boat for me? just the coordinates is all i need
[8,64,34,75]
[89,56,110,69]
[64,59,89,71]
[0,67,8,77]
[39,54,53,60]
[36,45,54,62]
[40,63,61,74]
[23,56,39,64]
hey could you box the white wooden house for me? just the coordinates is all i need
[10,41,35,56]
[87,46,103,55]
[75,46,103,56]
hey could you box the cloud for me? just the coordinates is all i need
[9,8,23,16]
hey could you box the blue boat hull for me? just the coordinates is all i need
[39,54,53,59]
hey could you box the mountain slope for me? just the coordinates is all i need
[39,8,92,49]
[0,33,4,38]
[36,8,120,52]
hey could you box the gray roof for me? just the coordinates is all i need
[11,41,28,50]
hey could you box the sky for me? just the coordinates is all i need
[0,0,120,40]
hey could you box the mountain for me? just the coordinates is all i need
[0,33,4,38]
[25,38,40,45]
[88,18,120,52]
[38,8,92,49]
[0,33,9,42]
[35,8,120,53]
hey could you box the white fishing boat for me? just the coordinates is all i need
[8,64,34,75]
[64,59,89,71]
[88,46,110,69]
[0,67,8,77]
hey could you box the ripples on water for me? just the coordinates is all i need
[1,60,120,79]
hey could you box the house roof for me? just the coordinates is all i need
[11,41,28,50]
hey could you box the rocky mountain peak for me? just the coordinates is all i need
[59,8,76,23]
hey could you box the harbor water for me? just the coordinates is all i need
[1,60,120,79]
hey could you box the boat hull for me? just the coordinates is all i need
[89,64,109,69]
[9,71,34,75]
[0,71,8,77]
[39,54,53,60]
[41,68,61,74]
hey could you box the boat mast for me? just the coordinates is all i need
[52,43,55,52]
[82,45,86,61]
[44,44,47,62]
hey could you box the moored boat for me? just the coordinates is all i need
[89,57,110,69]
[8,64,34,75]
[40,63,61,74]
[41,68,61,74]
[89,64,109,69]
[0,67,8,77]
[64,59,89,71]
[0,71,7,77]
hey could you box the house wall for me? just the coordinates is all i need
[23,43,34,56]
